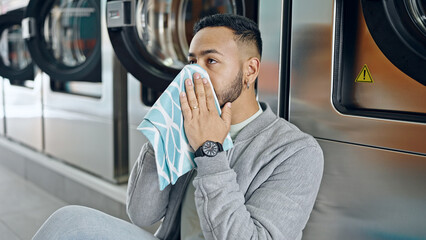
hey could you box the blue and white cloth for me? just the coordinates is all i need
[137,64,234,191]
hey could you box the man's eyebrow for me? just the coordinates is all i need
[188,49,223,57]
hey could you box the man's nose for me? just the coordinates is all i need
[197,62,207,70]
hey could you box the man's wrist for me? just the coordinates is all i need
[194,140,223,158]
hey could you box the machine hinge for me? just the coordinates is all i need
[21,17,36,39]
[107,0,135,28]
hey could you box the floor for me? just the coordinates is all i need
[0,164,68,240]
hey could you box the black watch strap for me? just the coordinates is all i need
[217,143,224,152]
[194,145,204,158]
[194,141,223,157]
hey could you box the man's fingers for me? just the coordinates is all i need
[193,73,207,111]
[185,78,199,115]
[180,92,192,120]
[203,78,216,111]
[221,102,232,128]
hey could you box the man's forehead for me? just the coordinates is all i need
[189,27,237,55]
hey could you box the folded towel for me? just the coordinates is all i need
[137,64,234,191]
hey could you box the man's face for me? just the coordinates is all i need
[188,27,244,107]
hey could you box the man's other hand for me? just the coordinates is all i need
[179,72,232,151]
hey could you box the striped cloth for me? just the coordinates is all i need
[137,64,234,191]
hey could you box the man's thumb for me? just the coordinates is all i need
[221,102,232,127]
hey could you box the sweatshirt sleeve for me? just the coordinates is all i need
[192,144,324,240]
[126,142,171,227]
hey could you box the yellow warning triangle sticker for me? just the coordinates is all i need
[355,64,374,83]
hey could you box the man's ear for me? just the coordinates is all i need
[245,57,260,86]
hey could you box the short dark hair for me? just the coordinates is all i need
[193,14,262,58]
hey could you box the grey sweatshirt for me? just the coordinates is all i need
[127,102,324,240]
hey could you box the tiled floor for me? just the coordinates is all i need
[0,165,68,240]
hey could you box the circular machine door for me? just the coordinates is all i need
[361,0,426,86]
[23,0,101,82]
[106,0,257,91]
[0,9,34,81]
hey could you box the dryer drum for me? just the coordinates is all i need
[361,0,426,86]
[0,9,34,81]
[23,0,102,82]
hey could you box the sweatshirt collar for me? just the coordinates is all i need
[232,102,279,143]
[230,102,263,141]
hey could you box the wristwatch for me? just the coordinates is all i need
[194,141,223,157]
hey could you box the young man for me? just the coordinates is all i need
[127,14,323,240]
[33,14,323,240]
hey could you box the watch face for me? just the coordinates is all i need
[202,141,218,157]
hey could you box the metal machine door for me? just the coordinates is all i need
[22,0,101,83]
[0,8,43,151]
[0,77,3,137]
[287,0,426,239]
[0,9,34,82]
[22,0,128,183]
[0,8,34,138]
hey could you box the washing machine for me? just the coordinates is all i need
[22,0,128,183]
[285,0,426,239]
[0,76,3,137]
[105,0,281,171]
[0,6,43,151]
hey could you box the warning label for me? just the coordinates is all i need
[355,64,374,83]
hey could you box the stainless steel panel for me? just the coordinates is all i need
[3,72,43,151]
[127,74,149,171]
[258,0,282,114]
[303,139,426,240]
[44,106,114,180]
[289,0,426,239]
[43,0,118,182]
[0,77,4,136]
[289,0,425,155]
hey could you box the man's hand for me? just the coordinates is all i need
[179,72,232,151]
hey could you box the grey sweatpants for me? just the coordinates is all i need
[32,205,159,240]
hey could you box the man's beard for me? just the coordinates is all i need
[219,68,243,108]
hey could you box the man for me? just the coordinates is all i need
[127,14,323,240]
[33,14,323,240]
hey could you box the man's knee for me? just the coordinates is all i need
[48,205,89,223]
[33,205,89,240]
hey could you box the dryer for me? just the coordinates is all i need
[22,0,128,183]
[0,6,43,151]
[0,76,3,137]
[105,0,273,171]
[285,0,426,239]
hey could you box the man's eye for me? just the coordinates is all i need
[208,59,217,64]
[188,60,196,64]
